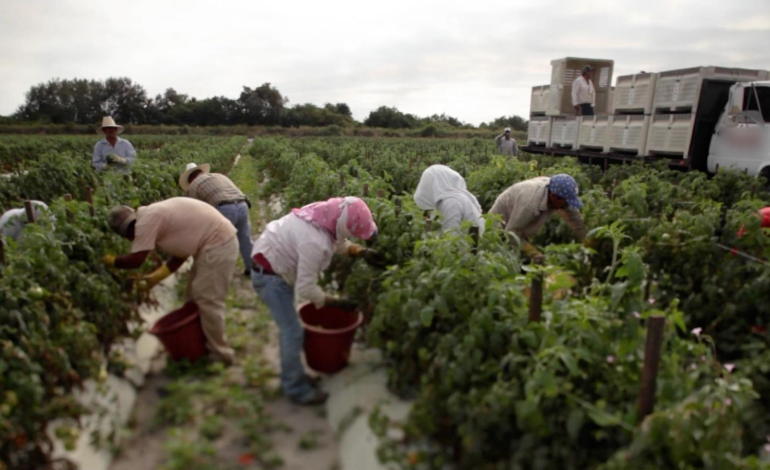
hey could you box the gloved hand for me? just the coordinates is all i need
[103,254,117,267]
[583,236,596,249]
[107,154,127,165]
[135,264,173,291]
[347,243,367,257]
[522,241,543,260]
[324,295,358,311]
[349,243,386,266]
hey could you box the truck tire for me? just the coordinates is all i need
[760,167,770,189]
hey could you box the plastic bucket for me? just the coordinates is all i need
[299,304,363,374]
[149,301,208,362]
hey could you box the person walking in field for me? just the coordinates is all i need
[490,174,588,260]
[250,197,378,405]
[495,127,519,157]
[180,162,253,276]
[0,201,53,241]
[103,198,239,365]
[572,65,596,116]
[92,116,136,172]
[414,164,484,234]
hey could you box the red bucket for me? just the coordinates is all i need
[149,301,208,362]
[299,304,363,374]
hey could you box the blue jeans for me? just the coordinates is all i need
[250,269,316,403]
[217,202,253,270]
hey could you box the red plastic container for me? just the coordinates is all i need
[299,304,363,374]
[149,301,208,362]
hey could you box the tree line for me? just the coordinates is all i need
[9,77,529,132]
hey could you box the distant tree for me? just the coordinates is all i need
[238,83,287,126]
[283,103,353,127]
[482,115,528,132]
[422,113,468,128]
[364,106,419,129]
[325,103,352,118]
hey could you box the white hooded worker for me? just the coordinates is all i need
[92,116,136,172]
[250,196,378,405]
[489,174,588,259]
[0,201,53,241]
[495,128,519,157]
[413,164,484,234]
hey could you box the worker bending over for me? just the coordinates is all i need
[180,162,253,275]
[490,174,587,259]
[250,197,378,405]
[0,201,52,241]
[104,197,239,364]
[413,164,484,234]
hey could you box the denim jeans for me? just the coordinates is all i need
[250,269,316,403]
[217,202,253,270]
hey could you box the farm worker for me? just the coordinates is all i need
[179,162,253,276]
[103,198,239,365]
[736,207,770,238]
[413,164,485,234]
[489,174,588,259]
[572,65,596,116]
[0,201,52,241]
[92,116,136,172]
[495,128,519,157]
[250,197,378,405]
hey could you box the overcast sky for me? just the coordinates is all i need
[1,0,769,125]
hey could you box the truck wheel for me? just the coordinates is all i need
[760,168,770,189]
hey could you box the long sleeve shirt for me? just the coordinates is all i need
[494,134,519,157]
[489,177,587,244]
[186,173,246,207]
[252,213,351,307]
[92,137,136,171]
[436,198,485,234]
[571,76,596,107]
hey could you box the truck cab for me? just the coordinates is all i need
[707,82,770,177]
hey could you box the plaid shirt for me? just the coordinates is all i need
[186,173,245,207]
[489,176,587,243]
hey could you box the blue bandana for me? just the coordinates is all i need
[548,174,583,209]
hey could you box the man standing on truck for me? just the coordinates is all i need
[103,198,239,365]
[572,66,596,116]
[495,128,519,157]
[489,174,588,260]
[92,116,136,172]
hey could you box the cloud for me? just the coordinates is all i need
[0,0,769,125]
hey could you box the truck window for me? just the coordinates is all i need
[742,87,770,122]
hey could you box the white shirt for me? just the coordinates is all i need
[92,137,137,171]
[571,76,596,107]
[0,201,51,240]
[252,214,350,307]
[413,165,485,234]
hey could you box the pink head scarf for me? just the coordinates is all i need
[292,197,377,241]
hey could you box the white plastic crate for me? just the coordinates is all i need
[613,73,658,114]
[653,66,766,113]
[527,117,552,147]
[646,114,696,159]
[577,116,609,151]
[607,115,651,156]
[530,85,550,116]
[550,116,580,148]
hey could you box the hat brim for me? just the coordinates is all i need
[98,125,124,135]
[566,196,584,210]
[179,164,211,191]
[118,212,136,237]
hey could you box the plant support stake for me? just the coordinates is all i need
[528,259,544,322]
[363,183,369,198]
[63,194,74,223]
[469,226,479,255]
[395,198,402,217]
[637,315,666,423]
[86,187,95,217]
[24,200,36,223]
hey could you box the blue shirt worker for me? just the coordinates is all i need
[92,116,136,171]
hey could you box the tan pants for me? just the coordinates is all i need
[187,235,238,363]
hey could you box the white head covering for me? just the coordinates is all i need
[413,165,482,213]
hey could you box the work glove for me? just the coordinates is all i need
[349,243,386,267]
[106,154,127,165]
[135,264,173,291]
[103,254,117,268]
[522,242,545,264]
[324,295,358,311]
[583,236,596,249]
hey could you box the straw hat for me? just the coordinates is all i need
[179,162,211,191]
[98,116,124,134]
[107,205,136,237]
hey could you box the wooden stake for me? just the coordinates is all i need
[363,183,369,198]
[377,189,384,198]
[339,173,345,189]
[24,201,36,223]
[637,316,666,423]
[528,259,544,323]
[0,239,5,267]
[63,194,74,223]
[469,226,479,255]
[395,198,402,217]
[86,187,95,217]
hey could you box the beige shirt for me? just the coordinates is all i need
[132,197,237,259]
[571,76,596,107]
[489,177,587,243]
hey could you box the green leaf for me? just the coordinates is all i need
[420,306,435,327]
[610,282,628,310]
[566,408,585,441]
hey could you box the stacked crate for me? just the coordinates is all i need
[646,66,766,159]
[606,72,657,156]
[527,116,552,147]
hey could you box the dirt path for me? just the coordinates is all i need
[109,143,339,470]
